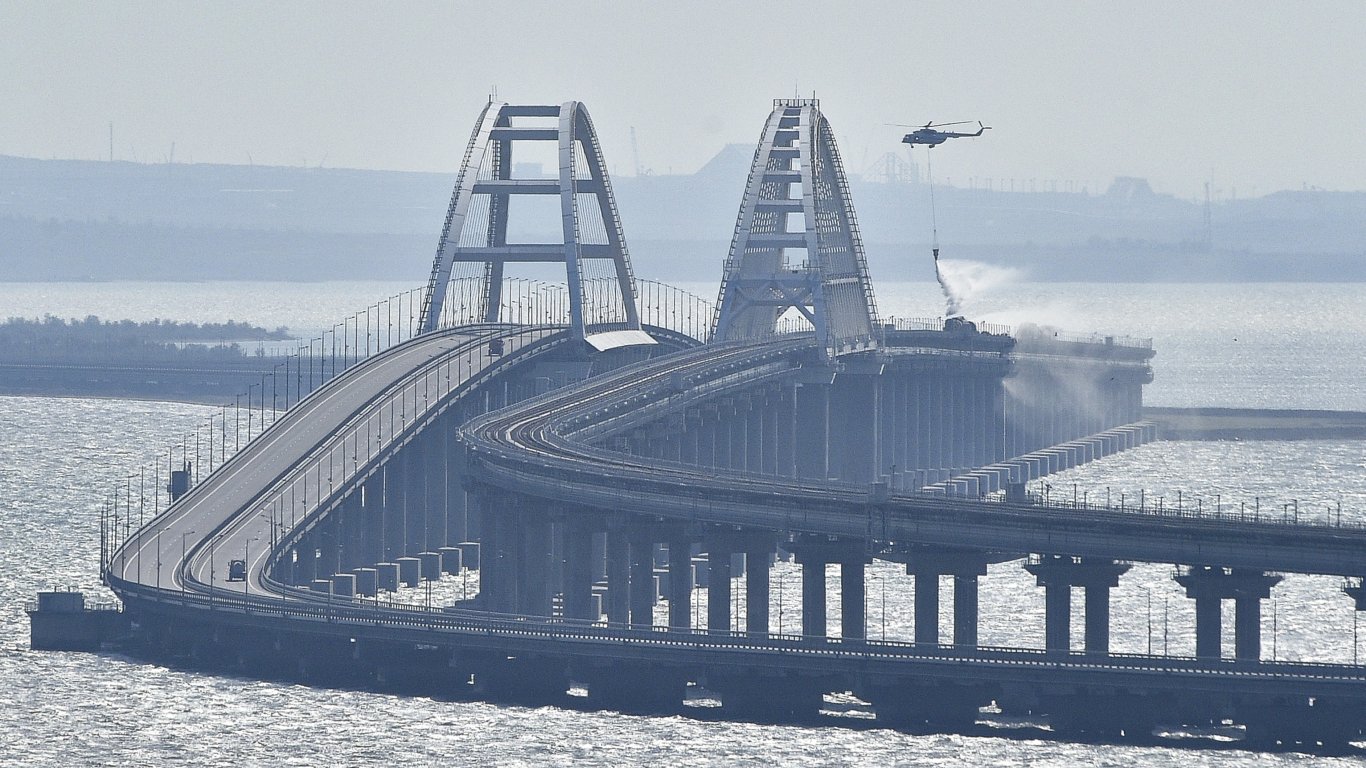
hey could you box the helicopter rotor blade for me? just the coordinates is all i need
[927,120,976,128]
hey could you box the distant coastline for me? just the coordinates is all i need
[1145,407,1366,441]
[0,316,292,404]
[2,153,1361,284]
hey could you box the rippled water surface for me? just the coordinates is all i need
[3,281,1366,765]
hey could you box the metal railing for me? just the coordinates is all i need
[110,575,1366,683]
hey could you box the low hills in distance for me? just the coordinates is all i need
[0,316,290,363]
[2,151,1362,283]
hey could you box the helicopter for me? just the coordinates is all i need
[898,120,991,147]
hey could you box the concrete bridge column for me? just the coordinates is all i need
[745,544,772,637]
[478,492,519,613]
[1026,555,1131,655]
[707,542,733,633]
[666,538,693,630]
[877,376,898,486]
[790,537,865,639]
[680,409,701,466]
[628,530,656,627]
[793,383,829,482]
[336,492,362,573]
[953,571,980,648]
[974,376,992,467]
[730,397,751,472]
[383,459,406,562]
[559,519,596,621]
[710,401,732,467]
[318,518,341,578]
[947,375,965,471]
[745,395,765,474]
[929,376,947,475]
[424,428,447,551]
[829,372,879,484]
[913,568,939,645]
[799,553,826,637]
[605,528,630,626]
[517,508,554,616]
[1176,567,1282,660]
[908,377,926,476]
[989,378,1006,463]
[697,406,718,469]
[403,445,428,556]
[360,473,385,566]
[840,559,867,641]
[772,387,796,477]
[444,424,467,545]
[905,550,990,648]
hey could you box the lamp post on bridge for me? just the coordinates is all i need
[1138,585,1154,655]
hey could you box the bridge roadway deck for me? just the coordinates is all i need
[110,324,562,599]
[107,326,1366,704]
[465,337,1366,577]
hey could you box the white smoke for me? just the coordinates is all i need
[934,258,963,316]
[934,258,1021,318]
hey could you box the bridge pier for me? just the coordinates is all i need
[713,401,733,470]
[361,472,385,566]
[474,487,517,612]
[628,529,656,627]
[516,510,553,616]
[829,370,880,484]
[745,539,775,637]
[605,527,630,626]
[841,560,867,641]
[337,491,365,573]
[793,381,830,482]
[798,552,826,637]
[382,459,405,562]
[559,516,597,621]
[707,540,733,633]
[771,386,796,477]
[1024,555,1131,655]
[906,550,991,648]
[1175,566,1281,660]
[666,538,693,630]
[443,424,468,544]
[422,427,447,551]
[728,397,750,472]
[791,537,867,639]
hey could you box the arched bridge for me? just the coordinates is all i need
[96,100,1366,750]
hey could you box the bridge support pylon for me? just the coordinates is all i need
[1176,566,1281,660]
[790,536,868,639]
[1025,555,1131,655]
[420,101,650,349]
[905,549,992,648]
[712,99,879,359]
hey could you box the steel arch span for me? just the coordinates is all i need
[420,101,649,350]
[712,99,880,359]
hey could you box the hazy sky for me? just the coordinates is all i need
[3,1,1363,198]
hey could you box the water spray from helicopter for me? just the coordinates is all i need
[896,120,991,320]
